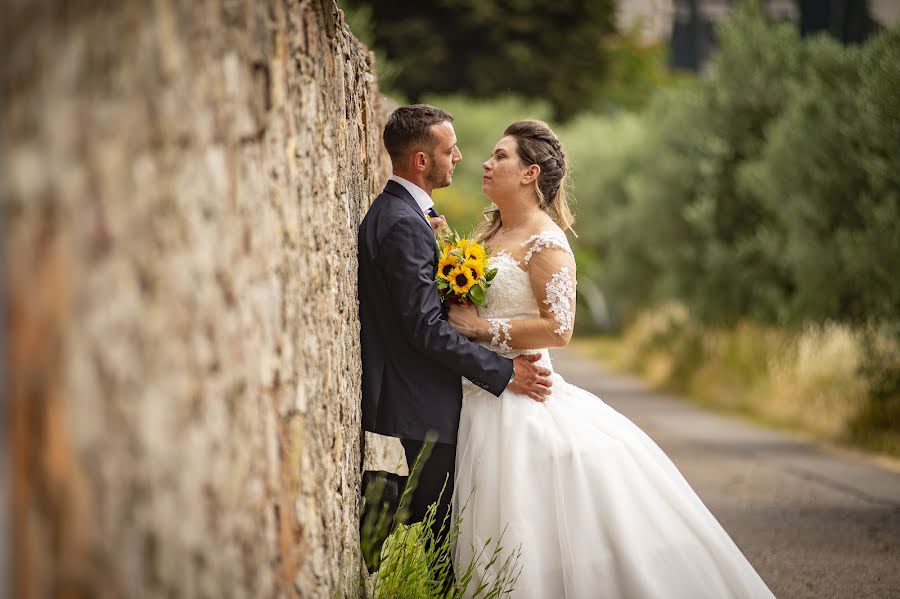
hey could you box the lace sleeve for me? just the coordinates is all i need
[487,318,512,352]
[527,243,577,340]
[522,230,572,266]
[543,266,576,334]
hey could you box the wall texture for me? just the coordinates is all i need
[3,1,390,596]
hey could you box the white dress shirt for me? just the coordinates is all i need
[389,174,435,216]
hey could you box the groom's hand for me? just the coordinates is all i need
[509,354,553,402]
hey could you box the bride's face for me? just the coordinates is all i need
[482,136,530,201]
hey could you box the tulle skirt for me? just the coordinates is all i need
[453,357,775,599]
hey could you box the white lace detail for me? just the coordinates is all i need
[544,267,576,334]
[493,249,518,265]
[522,230,572,265]
[487,318,512,352]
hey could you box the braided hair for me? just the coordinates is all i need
[474,120,575,242]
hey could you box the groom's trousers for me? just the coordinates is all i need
[358,438,457,577]
[401,439,456,558]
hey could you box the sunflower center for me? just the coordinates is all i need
[442,264,455,276]
[455,274,469,286]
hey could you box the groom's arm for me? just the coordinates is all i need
[377,216,513,396]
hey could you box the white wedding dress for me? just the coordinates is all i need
[453,230,775,599]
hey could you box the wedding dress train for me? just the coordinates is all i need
[453,230,774,599]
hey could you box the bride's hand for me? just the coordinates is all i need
[448,302,486,339]
[429,214,449,235]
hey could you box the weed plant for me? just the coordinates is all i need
[361,439,522,598]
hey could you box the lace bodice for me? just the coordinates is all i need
[479,252,541,322]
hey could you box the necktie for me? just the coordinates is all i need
[426,206,440,219]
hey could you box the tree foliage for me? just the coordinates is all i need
[343,0,616,121]
[577,6,900,327]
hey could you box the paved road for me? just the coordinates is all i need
[551,346,900,599]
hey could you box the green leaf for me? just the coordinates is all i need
[469,284,485,305]
[485,268,498,281]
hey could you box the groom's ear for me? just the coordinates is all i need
[413,150,429,172]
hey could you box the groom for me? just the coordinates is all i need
[358,105,552,564]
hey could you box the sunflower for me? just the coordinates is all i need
[438,254,459,280]
[465,243,486,261]
[442,241,454,256]
[456,238,471,252]
[463,258,485,280]
[448,266,476,295]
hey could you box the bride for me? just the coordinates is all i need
[445,120,775,598]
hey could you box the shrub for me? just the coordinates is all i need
[583,7,900,328]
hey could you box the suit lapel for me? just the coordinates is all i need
[383,180,430,227]
[383,180,439,263]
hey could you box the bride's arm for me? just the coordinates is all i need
[449,245,577,350]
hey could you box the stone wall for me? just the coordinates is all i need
[3,1,390,596]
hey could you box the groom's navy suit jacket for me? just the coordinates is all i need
[358,180,514,445]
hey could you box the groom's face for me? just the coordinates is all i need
[425,121,462,189]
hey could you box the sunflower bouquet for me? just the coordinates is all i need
[436,231,498,307]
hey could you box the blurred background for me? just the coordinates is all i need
[340,0,900,456]
[3,2,898,596]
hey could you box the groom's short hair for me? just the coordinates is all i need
[383,104,454,164]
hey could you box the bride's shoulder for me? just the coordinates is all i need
[520,224,573,266]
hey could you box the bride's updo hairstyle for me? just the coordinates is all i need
[474,119,575,243]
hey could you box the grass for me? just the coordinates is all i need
[571,304,900,458]
[361,439,523,598]
[571,334,622,366]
